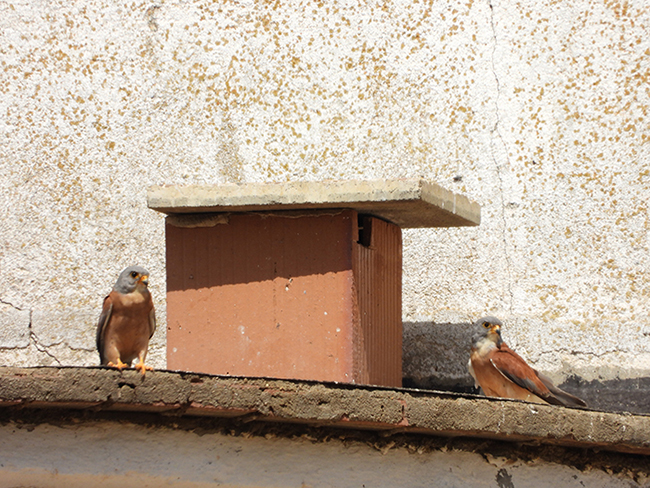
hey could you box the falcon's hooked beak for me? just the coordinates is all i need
[488,323,502,338]
[138,275,149,287]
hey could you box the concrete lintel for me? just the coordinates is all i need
[0,367,648,456]
[147,179,481,228]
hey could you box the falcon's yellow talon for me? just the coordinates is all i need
[135,362,154,375]
[107,360,129,371]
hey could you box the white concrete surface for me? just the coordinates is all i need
[147,178,481,228]
[0,1,648,386]
[0,421,646,488]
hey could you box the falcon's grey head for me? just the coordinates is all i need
[113,266,150,294]
[471,315,503,346]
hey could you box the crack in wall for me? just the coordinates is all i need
[26,309,63,366]
[0,297,23,311]
[539,349,608,358]
[487,0,514,314]
[1,295,96,362]
[30,331,63,366]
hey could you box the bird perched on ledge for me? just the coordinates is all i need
[96,266,156,375]
[468,316,586,407]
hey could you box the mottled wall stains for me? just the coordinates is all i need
[0,1,648,386]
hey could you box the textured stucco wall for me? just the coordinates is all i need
[1,1,648,395]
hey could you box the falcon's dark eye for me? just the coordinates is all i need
[483,322,491,328]
[130,271,138,278]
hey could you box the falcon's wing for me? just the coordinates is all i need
[148,306,156,339]
[467,358,480,389]
[536,371,587,407]
[96,294,114,364]
[488,344,563,405]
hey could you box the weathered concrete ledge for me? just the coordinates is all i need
[0,367,648,456]
[147,179,481,228]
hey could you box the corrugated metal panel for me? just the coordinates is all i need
[353,215,403,387]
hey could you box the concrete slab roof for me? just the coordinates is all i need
[1,367,648,456]
[147,179,481,228]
